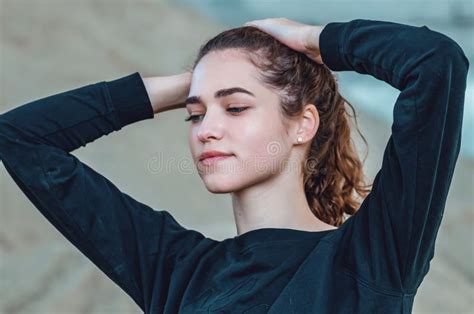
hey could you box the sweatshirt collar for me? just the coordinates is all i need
[230,227,337,248]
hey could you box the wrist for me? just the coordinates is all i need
[143,74,190,114]
[305,25,324,52]
[142,77,160,114]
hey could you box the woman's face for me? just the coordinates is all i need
[187,49,295,193]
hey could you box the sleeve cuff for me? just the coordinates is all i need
[319,21,349,71]
[104,72,154,128]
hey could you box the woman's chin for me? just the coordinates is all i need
[201,174,240,194]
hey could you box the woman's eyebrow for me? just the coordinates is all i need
[185,87,255,105]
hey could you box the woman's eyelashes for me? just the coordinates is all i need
[184,106,250,123]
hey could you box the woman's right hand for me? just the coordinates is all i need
[143,72,192,114]
[243,18,325,65]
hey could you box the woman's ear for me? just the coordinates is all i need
[294,103,319,144]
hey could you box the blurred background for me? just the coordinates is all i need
[0,0,472,313]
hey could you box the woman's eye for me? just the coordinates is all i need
[227,107,249,114]
[184,114,204,122]
[184,107,249,123]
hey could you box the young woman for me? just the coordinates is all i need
[0,18,468,313]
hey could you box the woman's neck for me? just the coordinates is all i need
[231,170,336,236]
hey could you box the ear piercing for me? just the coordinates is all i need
[297,137,303,143]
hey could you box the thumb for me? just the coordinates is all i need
[243,21,257,27]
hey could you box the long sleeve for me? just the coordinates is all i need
[319,19,469,294]
[0,72,208,312]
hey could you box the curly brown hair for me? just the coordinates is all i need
[188,26,373,227]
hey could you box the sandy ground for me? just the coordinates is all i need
[0,0,473,313]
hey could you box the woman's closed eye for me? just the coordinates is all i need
[184,106,250,122]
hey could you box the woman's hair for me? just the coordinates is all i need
[188,26,373,227]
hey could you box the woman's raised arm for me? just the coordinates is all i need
[0,72,210,312]
[246,18,469,294]
[323,19,468,293]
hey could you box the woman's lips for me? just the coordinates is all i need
[199,155,232,166]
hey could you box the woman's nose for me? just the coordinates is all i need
[196,110,224,142]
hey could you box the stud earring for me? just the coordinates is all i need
[297,137,303,143]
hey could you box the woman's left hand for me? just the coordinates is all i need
[243,18,325,64]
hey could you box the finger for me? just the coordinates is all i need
[244,21,271,32]
[244,18,271,26]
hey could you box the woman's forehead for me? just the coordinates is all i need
[193,51,257,79]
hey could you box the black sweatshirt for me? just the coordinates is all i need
[0,19,469,313]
